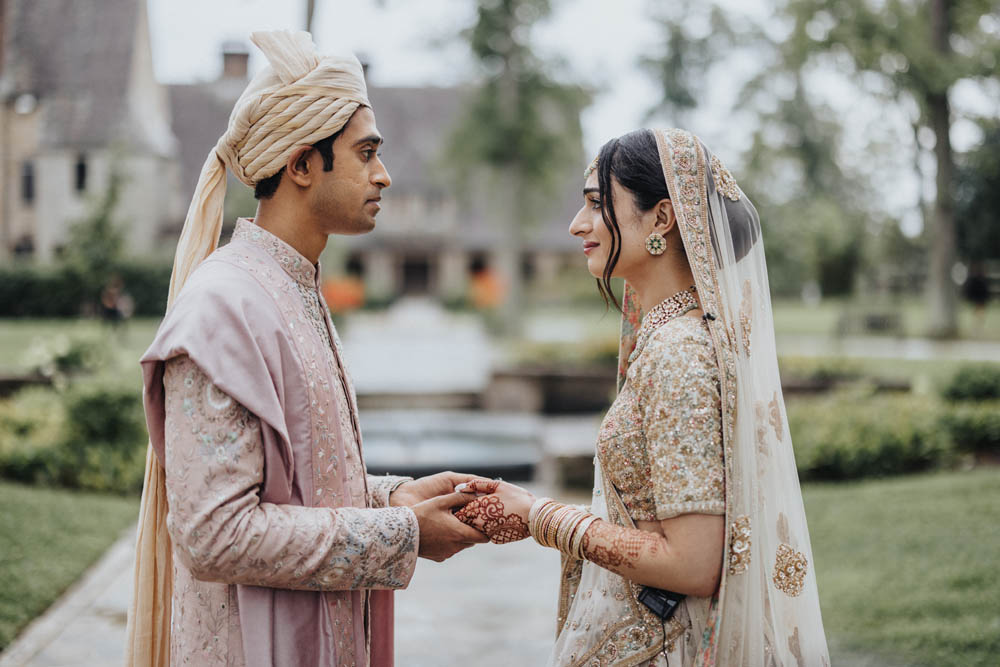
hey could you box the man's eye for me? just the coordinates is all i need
[362,149,375,160]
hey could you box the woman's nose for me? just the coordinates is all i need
[568,207,590,237]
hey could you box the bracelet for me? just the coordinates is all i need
[528,498,598,559]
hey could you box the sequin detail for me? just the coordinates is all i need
[599,316,725,521]
[729,515,751,575]
[739,279,753,355]
[711,154,741,201]
[773,544,808,597]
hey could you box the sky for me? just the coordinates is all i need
[147,0,765,156]
[147,0,998,233]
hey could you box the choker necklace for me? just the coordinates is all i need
[634,285,699,350]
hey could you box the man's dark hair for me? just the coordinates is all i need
[595,129,671,311]
[253,129,342,200]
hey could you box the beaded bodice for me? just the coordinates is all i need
[597,311,725,522]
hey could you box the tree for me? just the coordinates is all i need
[955,118,1000,262]
[642,4,871,298]
[63,167,126,306]
[783,0,1000,336]
[448,0,588,329]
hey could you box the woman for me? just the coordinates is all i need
[457,128,829,666]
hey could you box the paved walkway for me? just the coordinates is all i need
[0,484,576,667]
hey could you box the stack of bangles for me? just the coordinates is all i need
[528,498,600,561]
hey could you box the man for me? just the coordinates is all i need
[126,30,487,666]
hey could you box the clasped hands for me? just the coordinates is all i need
[388,472,535,562]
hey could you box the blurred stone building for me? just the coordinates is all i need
[0,0,181,262]
[170,57,585,304]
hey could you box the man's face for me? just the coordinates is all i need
[309,106,391,235]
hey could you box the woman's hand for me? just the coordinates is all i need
[453,480,536,544]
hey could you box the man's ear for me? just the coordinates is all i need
[284,145,314,188]
[652,198,676,235]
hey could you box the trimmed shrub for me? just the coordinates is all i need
[939,402,1000,457]
[0,384,147,494]
[788,393,951,481]
[941,364,1000,402]
[0,261,170,318]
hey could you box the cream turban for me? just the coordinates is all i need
[125,31,369,666]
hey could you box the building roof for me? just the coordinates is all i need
[168,81,244,200]
[0,0,166,153]
[166,76,583,252]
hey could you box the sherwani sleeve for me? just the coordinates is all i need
[367,474,413,508]
[163,354,419,591]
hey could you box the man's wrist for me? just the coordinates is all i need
[388,478,415,507]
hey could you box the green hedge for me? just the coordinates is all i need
[0,261,170,318]
[788,393,952,480]
[0,384,147,494]
[941,364,1000,402]
[939,402,1000,457]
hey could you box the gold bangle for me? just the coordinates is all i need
[531,500,559,547]
[572,515,599,560]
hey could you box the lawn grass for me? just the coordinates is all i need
[805,468,1000,667]
[771,297,1000,341]
[0,317,160,380]
[0,482,138,650]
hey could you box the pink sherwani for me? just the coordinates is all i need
[141,219,419,667]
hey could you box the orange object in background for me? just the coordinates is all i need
[469,269,505,309]
[322,277,365,312]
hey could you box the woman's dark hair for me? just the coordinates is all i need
[595,129,670,310]
[253,129,342,200]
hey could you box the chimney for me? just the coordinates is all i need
[221,41,249,80]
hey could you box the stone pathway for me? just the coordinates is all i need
[0,485,571,667]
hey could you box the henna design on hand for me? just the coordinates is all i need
[581,520,662,571]
[455,494,529,544]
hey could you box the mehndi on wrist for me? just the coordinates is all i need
[528,498,598,560]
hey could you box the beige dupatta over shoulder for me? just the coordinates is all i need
[551,129,829,666]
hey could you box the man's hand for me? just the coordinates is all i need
[389,471,485,507]
[411,492,490,562]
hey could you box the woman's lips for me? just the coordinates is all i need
[583,241,599,255]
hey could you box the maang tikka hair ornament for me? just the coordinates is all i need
[645,232,666,255]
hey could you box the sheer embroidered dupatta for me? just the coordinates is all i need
[618,129,829,666]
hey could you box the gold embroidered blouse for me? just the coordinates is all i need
[597,314,725,521]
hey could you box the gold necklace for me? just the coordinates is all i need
[635,285,699,349]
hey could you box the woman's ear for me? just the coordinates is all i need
[284,145,314,187]
[652,198,676,235]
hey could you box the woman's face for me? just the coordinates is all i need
[568,171,666,281]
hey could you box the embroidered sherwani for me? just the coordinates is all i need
[552,315,725,666]
[141,220,419,667]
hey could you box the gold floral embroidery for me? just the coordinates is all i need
[773,544,808,597]
[768,391,784,442]
[711,154,741,201]
[728,515,752,575]
[739,279,753,355]
[788,626,805,667]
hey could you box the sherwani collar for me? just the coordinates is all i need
[233,218,320,289]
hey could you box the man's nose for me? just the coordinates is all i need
[373,156,391,189]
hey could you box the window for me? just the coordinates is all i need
[21,161,35,204]
[75,154,87,192]
[346,252,365,278]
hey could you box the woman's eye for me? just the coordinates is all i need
[589,198,601,210]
